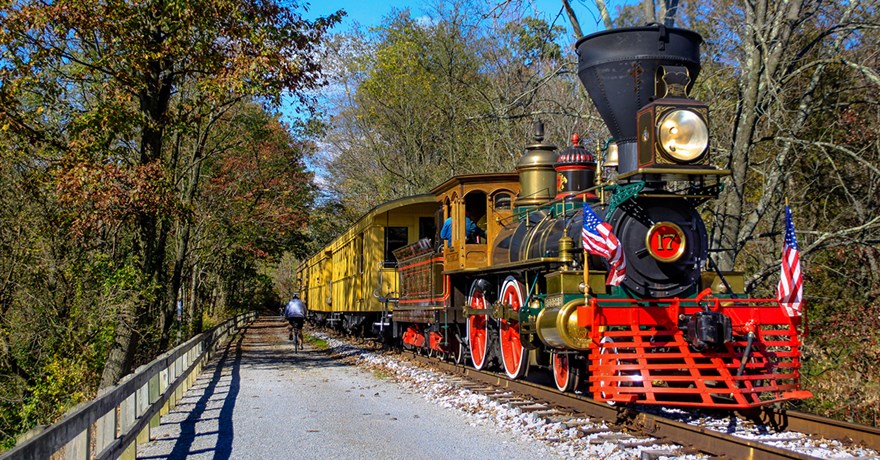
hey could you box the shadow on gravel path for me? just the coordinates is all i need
[162,325,246,460]
[139,317,348,459]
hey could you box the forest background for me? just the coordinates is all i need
[1,0,879,449]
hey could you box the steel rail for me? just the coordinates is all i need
[402,351,836,460]
[753,407,880,452]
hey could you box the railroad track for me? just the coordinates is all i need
[399,350,880,459]
[314,329,879,459]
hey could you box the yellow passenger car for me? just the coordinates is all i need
[296,194,439,334]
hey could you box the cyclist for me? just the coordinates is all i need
[283,293,307,345]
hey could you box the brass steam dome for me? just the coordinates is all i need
[515,122,558,208]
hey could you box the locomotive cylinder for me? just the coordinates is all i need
[536,300,591,350]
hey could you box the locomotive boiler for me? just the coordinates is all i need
[297,25,810,409]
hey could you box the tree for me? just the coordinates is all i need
[693,0,880,291]
[0,0,340,386]
[319,1,596,216]
[317,9,487,214]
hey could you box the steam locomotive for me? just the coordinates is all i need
[296,25,811,409]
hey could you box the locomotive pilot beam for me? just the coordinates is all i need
[297,24,810,410]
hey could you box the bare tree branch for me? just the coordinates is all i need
[842,59,880,87]
[561,0,584,37]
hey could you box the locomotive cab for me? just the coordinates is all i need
[431,173,520,271]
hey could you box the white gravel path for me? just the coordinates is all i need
[136,318,559,460]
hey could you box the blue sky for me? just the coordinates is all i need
[284,0,631,121]
[302,0,627,38]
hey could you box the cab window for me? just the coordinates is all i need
[494,193,511,210]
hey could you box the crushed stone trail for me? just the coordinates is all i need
[137,316,557,460]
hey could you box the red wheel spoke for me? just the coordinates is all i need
[468,281,489,370]
[499,276,528,379]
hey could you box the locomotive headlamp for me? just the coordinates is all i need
[657,109,708,162]
[637,100,710,168]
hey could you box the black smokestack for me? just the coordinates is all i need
[576,25,702,173]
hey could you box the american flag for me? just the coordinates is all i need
[582,203,626,286]
[777,205,803,316]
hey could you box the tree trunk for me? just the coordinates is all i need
[99,301,136,388]
[191,262,203,333]
[161,226,188,349]
[159,107,225,347]
[161,137,204,348]
[642,0,655,23]
[711,0,804,272]
[100,50,174,384]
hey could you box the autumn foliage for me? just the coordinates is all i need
[56,160,180,237]
[0,0,340,449]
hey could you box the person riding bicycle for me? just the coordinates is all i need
[283,293,307,344]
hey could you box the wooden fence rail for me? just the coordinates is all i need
[1,311,258,460]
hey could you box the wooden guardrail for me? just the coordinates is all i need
[1,311,258,460]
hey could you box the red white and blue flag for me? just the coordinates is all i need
[582,203,626,286]
[777,205,803,316]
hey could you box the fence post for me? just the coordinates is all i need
[136,382,150,445]
[62,427,87,460]
[173,355,183,406]
[159,366,170,416]
[148,373,161,439]
[182,349,192,393]
[119,392,136,460]
[94,386,117,454]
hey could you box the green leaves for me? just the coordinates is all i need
[0,0,341,446]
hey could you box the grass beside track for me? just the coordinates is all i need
[305,335,328,350]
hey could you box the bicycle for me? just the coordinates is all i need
[288,320,304,353]
[293,324,303,353]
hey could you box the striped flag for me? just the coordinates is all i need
[582,203,626,286]
[777,205,803,316]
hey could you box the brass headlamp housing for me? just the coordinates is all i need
[637,99,710,168]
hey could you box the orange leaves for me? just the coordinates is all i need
[200,105,314,251]
[56,159,179,236]
[839,107,878,146]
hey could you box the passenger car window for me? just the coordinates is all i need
[384,226,408,267]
